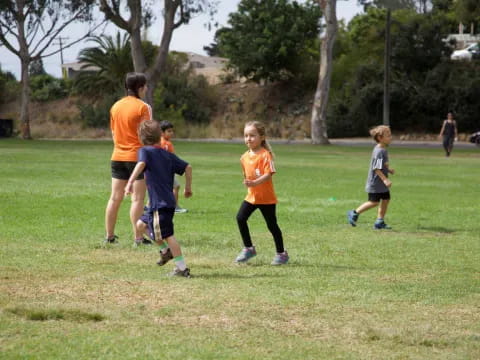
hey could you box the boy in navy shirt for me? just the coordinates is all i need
[125,120,193,277]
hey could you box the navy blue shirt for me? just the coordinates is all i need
[138,146,188,210]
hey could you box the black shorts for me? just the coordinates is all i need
[140,207,175,241]
[368,192,391,202]
[111,161,144,180]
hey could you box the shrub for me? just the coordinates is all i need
[30,74,70,102]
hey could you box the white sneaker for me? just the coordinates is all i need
[175,207,188,213]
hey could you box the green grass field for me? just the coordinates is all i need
[1,139,479,360]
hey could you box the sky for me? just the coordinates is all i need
[0,0,363,79]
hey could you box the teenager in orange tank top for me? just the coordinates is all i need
[104,72,152,245]
[234,121,289,266]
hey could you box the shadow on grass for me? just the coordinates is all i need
[416,226,457,234]
[195,272,287,279]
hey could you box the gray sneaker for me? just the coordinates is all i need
[156,248,173,266]
[271,251,289,265]
[347,210,359,227]
[175,207,188,213]
[235,247,257,263]
[168,267,191,278]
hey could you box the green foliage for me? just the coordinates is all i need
[328,7,480,136]
[153,52,218,126]
[77,93,119,128]
[0,65,19,104]
[220,0,321,82]
[29,74,70,102]
[72,32,134,98]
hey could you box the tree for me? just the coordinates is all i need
[311,0,338,145]
[455,0,480,30]
[0,0,100,139]
[99,0,217,106]
[219,0,321,82]
[203,27,230,57]
[74,32,134,98]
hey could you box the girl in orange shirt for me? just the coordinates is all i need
[235,121,289,265]
[105,72,152,245]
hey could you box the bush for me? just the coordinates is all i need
[30,74,70,102]
[0,67,20,104]
[77,93,120,128]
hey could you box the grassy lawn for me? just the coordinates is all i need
[0,139,479,360]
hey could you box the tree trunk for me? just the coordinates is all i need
[20,58,31,139]
[129,0,147,73]
[144,0,180,105]
[311,0,337,145]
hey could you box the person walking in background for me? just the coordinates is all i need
[235,121,289,265]
[439,112,458,157]
[104,72,152,245]
[125,120,193,277]
[158,121,188,213]
[347,125,395,230]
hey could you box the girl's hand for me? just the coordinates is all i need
[184,188,193,198]
[389,168,395,175]
[383,179,392,188]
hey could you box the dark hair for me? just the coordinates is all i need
[125,72,147,98]
[160,120,174,132]
[138,120,161,145]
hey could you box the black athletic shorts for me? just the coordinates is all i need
[368,191,390,202]
[111,161,144,180]
[140,207,175,241]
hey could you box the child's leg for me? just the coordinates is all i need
[356,201,379,214]
[164,235,188,271]
[130,179,146,239]
[258,204,284,253]
[377,199,390,220]
[236,201,257,248]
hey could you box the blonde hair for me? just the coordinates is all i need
[138,120,161,145]
[369,125,391,143]
[245,121,274,157]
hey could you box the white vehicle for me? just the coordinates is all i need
[450,43,480,61]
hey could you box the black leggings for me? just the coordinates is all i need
[236,201,284,253]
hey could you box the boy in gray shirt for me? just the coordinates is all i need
[347,125,395,229]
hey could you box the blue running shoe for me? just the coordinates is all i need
[374,219,392,230]
[235,247,256,263]
[271,251,289,265]
[347,210,359,227]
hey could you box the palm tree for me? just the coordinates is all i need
[74,32,133,99]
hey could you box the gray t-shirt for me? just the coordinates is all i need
[365,145,389,193]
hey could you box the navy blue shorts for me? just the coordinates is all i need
[368,192,390,202]
[111,161,144,180]
[140,207,175,241]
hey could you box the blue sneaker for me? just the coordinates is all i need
[235,247,256,263]
[347,210,359,226]
[271,251,289,265]
[374,219,392,230]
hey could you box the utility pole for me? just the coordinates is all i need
[383,8,391,126]
[53,36,69,78]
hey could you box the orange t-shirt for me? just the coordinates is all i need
[240,147,277,204]
[159,138,175,153]
[110,96,152,161]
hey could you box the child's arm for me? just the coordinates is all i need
[244,173,272,187]
[125,162,146,195]
[374,169,392,188]
[183,165,193,198]
[385,162,395,175]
